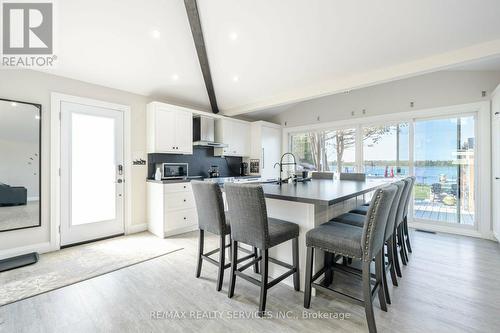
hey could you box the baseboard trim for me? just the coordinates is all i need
[409,222,494,240]
[163,225,197,238]
[127,223,148,234]
[493,231,499,242]
[0,241,54,260]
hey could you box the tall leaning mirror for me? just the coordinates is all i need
[0,98,41,232]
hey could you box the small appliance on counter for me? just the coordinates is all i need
[208,165,220,178]
[162,163,188,179]
[249,159,260,176]
[240,162,249,176]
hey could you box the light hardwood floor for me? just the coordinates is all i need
[1,230,499,333]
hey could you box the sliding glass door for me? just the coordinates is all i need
[413,116,476,225]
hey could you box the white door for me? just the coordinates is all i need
[261,126,281,180]
[492,86,500,239]
[60,101,125,246]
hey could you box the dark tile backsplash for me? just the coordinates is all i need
[148,147,242,179]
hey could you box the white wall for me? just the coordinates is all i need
[0,139,40,198]
[0,69,158,256]
[270,71,500,127]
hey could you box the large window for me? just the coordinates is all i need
[363,123,409,178]
[288,111,478,228]
[290,128,357,172]
[414,116,475,225]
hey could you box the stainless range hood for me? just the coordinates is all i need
[193,116,228,148]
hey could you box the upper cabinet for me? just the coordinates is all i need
[147,102,193,154]
[214,118,250,157]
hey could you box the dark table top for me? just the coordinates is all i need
[262,179,393,206]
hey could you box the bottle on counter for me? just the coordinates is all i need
[154,167,162,181]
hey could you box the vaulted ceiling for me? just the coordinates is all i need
[41,0,500,115]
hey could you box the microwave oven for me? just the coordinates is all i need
[162,163,188,179]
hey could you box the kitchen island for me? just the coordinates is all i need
[257,179,392,291]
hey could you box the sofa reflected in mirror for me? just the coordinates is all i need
[0,98,41,232]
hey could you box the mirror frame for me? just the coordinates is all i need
[0,97,42,232]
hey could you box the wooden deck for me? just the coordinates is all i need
[414,200,474,225]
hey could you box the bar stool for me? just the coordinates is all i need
[311,171,334,180]
[339,172,366,181]
[304,185,397,333]
[402,176,416,254]
[224,183,300,316]
[330,180,405,303]
[191,181,257,291]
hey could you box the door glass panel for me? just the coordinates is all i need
[413,116,475,225]
[363,123,409,178]
[71,113,116,225]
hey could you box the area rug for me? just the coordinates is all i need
[0,232,183,306]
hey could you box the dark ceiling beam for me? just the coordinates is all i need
[184,0,219,114]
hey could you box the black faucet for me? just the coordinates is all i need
[273,153,297,184]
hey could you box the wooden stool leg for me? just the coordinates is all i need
[304,247,314,308]
[195,230,204,278]
[362,261,377,333]
[387,238,399,286]
[393,233,402,278]
[292,238,300,291]
[380,247,391,305]
[216,235,225,291]
[404,216,413,253]
[253,247,260,273]
[323,251,333,286]
[258,249,269,316]
[228,240,238,298]
[398,226,408,266]
[376,251,388,310]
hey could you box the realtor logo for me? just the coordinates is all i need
[2,2,53,54]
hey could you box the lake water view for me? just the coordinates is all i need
[363,166,458,185]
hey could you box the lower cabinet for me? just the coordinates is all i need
[147,182,198,237]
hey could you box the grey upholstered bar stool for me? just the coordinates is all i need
[402,176,416,255]
[304,185,397,333]
[339,172,366,181]
[224,183,300,316]
[329,180,405,304]
[397,176,416,264]
[311,171,334,180]
[345,177,413,272]
[191,181,257,291]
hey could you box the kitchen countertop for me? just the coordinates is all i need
[261,179,393,206]
[146,175,262,184]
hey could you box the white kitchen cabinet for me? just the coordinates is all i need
[147,181,198,238]
[250,121,282,180]
[147,102,193,154]
[214,118,250,157]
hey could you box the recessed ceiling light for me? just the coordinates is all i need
[11,102,17,107]
[229,32,238,41]
[171,74,179,81]
[232,76,239,82]
[151,30,161,39]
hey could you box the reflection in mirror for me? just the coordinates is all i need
[0,99,41,232]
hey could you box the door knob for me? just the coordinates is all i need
[117,179,123,183]
[496,177,500,180]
